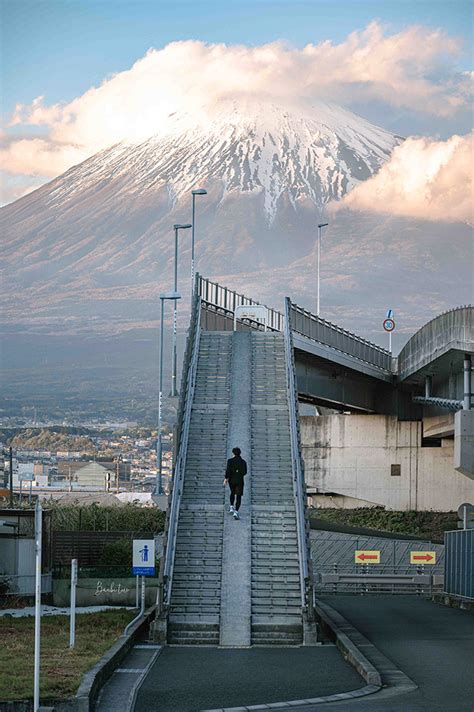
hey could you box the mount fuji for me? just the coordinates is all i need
[1,98,472,419]
[2,98,403,328]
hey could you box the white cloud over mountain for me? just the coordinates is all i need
[335,132,473,224]
[2,21,471,185]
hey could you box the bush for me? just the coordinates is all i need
[43,502,166,533]
[98,539,133,567]
[310,507,457,541]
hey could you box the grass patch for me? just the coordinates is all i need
[0,609,135,701]
[310,507,457,541]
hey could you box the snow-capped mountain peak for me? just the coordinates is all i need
[47,98,402,221]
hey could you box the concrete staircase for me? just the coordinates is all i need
[168,332,232,645]
[167,328,303,647]
[250,332,303,645]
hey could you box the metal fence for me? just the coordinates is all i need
[288,301,392,372]
[197,274,284,332]
[52,530,154,566]
[444,529,473,600]
[311,530,444,594]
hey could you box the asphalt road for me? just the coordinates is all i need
[309,595,474,712]
[133,645,365,711]
[133,596,474,712]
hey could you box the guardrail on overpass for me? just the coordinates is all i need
[197,275,284,332]
[288,300,392,373]
[198,277,392,375]
[398,305,473,381]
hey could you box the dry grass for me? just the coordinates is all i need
[0,609,135,701]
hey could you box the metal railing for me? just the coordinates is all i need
[288,300,392,372]
[284,297,314,617]
[197,274,284,332]
[157,295,202,614]
[316,565,444,595]
[398,305,473,381]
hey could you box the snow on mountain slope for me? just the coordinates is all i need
[44,98,401,221]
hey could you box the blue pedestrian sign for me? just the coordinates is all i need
[132,539,155,576]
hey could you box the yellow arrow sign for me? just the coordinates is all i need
[410,551,436,564]
[355,550,380,564]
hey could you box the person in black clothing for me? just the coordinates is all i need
[224,446,247,520]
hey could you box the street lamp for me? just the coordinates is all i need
[157,290,181,495]
[191,189,207,298]
[316,222,328,317]
[171,224,192,397]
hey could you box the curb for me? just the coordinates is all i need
[432,591,474,612]
[315,602,382,687]
[67,605,157,712]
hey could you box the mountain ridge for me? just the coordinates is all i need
[1,98,470,349]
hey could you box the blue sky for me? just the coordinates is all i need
[2,0,473,114]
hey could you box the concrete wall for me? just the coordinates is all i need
[53,577,159,606]
[301,414,474,511]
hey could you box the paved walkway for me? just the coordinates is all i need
[133,646,365,711]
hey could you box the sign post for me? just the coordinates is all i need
[132,539,155,615]
[457,502,474,530]
[234,304,268,331]
[124,540,156,636]
[410,551,436,564]
[355,550,381,564]
[34,499,42,712]
[383,310,395,353]
[69,559,78,649]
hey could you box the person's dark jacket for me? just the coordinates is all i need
[225,455,247,486]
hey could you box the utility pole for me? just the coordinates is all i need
[316,223,328,317]
[9,447,13,508]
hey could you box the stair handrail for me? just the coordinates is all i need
[284,296,315,616]
[156,293,202,614]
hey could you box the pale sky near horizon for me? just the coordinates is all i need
[1,0,472,206]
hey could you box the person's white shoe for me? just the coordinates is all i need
[233,511,240,520]
[228,505,235,514]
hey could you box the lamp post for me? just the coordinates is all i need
[316,222,328,317]
[171,224,191,397]
[191,189,207,298]
[157,291,181,495]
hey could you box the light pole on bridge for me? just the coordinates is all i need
[316,222,328,317]
[191,189,207,299]
[157,291,181,495]
[171,224,192,398]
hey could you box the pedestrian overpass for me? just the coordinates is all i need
[153,276,473,645]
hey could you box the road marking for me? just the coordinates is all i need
[355,550,381,563]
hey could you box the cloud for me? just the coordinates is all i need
[334,133,473,224]
[1,22,471,181]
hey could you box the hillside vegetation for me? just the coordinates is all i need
[311,507,457,542]
[7,427,96,453]
[45,501,166,533]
